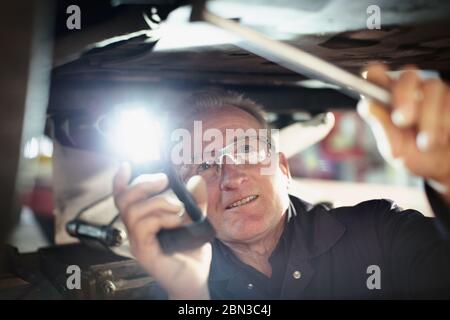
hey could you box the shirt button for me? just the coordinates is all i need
[247,283,254,290]
[293,270,302,279]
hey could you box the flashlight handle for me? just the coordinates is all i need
[157,219,215,254]
[155,166,216,254]
[168,169,205,222]
[129,163,205,222]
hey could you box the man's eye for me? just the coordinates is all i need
[237,144,250,153]
[238,144,253,153]
[197,162,214,173]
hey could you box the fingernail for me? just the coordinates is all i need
[416,131,429,152]
[356,99,371,118]
[166,194,184,209]
[142,172,167,182]
[177,208,186,218]
[186,175,204,190]
[132,172,168,185]
[391,110,407,127]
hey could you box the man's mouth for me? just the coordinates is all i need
[226,195,259,209]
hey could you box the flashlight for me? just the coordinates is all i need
[66,107,216,254]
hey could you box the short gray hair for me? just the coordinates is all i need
[174,88,268,129]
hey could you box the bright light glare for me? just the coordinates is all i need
[110,108,163,164]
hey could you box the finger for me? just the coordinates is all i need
[357,99,415,161]
[417,79,446,151]
[366,63,392,89]
[123,194,183,232]
[113,162,131,197]
[391,68,421,128]
[441,88,450,144]
[129,212,183,256]
[114,173,169,213]
[186,175,208,217]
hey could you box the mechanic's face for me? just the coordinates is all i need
[182,106,291,243]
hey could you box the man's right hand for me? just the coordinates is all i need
[113,163,212,299]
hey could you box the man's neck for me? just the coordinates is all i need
[222,216,286,277]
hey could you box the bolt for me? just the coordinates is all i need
[102,280,117,295]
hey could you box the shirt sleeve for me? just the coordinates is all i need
[375,199,450,298]
[423,180,450,237]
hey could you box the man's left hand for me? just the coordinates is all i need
[358,63,450,204]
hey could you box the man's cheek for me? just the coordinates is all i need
[207,197,222,222]
[260,157,278,176]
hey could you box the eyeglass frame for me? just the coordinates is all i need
[177,135,276,182]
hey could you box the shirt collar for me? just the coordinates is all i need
[289,195,346,261]
[209,195,346,282]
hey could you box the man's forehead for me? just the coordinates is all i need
[177,106,265,158]
[189,105,262,127]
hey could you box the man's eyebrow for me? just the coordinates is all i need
[189,134,267,161]
[191,152,216,163]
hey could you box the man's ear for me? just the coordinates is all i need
[278,152,291,180]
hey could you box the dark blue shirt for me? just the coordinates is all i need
[208,190,450,299]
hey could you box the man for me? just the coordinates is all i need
[113,64,450,299]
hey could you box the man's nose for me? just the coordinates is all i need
[219,162,248,191]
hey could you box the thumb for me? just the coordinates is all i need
[357,98,393,136]
[113,162,131,197]
[357,98,408,163]
[186,175,208,217]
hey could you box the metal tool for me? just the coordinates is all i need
[190,0,392,106]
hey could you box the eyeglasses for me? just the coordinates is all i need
[178,136,274,182]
